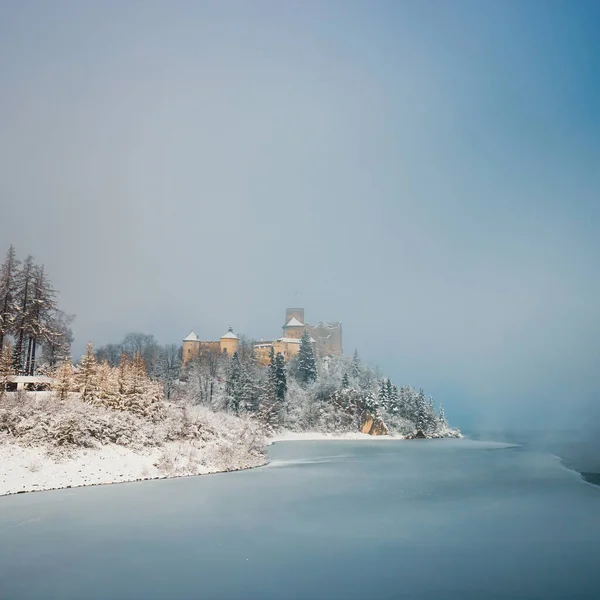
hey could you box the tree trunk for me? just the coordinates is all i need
[29,338,37,375]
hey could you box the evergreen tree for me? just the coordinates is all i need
[0,245,19,355]
[351,349,361,379]
[12,255,35,373]
[296,331,317,385]
[156,344,182,400]
[341,372,349,389]
[23,265,58,375]
[0,342,14,397]
[378,379,388,407]
[52,360,74,402]
[273,351,287,402]
[225,351,243,413]
[385,379,393,403]
[415,388,427,432]
[76,342,99,401]
[438,402,447,427]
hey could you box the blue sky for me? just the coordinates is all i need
[1,0,599,430]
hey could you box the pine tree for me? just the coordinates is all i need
[117,352,129,395]
[389,384,400,414]
[351,349,361,379]
[76,342,99,401]
[23,265,58,375]
[273,351,287,402]
[226,351,242,413]
[11,255,35,373]
[341,372,349,389]
[415,388,427,433]
[52,360,74,402]
[296,331,317,385]
[0,342,14,397]
[156,344,181,400]
[439,402,447,427]
[378,379,388,408]
[96,360,118,403]
[0,245,19,355]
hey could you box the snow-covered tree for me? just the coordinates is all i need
[341,372,349,389]
[156,344,182,400]
[225,351,243,414]
[378,379,388,408]
[0,245,19,356]
[52,360,74,402]
[296,331,317,385]
[273,352,287,403]
[351,349,360,375]
[0,342,14,397]
[23,265,59,375]
[439,402,447,427]
[41,311,74,370]
[76,342,99,401]
[11,255,35,373]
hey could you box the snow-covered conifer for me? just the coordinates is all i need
[52,360,74,402]
[351,349,361,379]
[0,342,14,397]
[439,402,447,426]
[11,255,35,373]
[76,342,99,401]
[296,331,317,385]
[0,245,19,355]
[273,352,287,403]
[341,372,349,389]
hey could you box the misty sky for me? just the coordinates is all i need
[1,1,599,430]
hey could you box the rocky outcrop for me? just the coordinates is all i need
[360,414,388,436]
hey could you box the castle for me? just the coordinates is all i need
[182,308,343,366]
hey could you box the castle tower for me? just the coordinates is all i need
[285,308,305,325]
[282,308,306,339]
[220,326,240,355]
[182,331,200,364]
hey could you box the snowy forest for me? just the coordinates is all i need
[179,333,458,438]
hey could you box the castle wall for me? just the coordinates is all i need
[306,322,343,357]
[182,340,200,363]
[282,326,304,339]
[220,337,239,355]
[182,340,221,364]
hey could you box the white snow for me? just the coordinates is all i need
[220,330,239,339]
[0,437,267,497]
[284,317,304,327]
[268,430,403,444]
[183,331,199,341]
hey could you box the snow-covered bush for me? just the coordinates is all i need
[0,392,267,463]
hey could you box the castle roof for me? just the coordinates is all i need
[277,336,316,344]
[284,317,304,327]
[183,331,199,342]
[220,327,239,340]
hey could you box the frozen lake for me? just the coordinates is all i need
[1,438,599,599]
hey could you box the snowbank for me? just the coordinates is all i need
[0,437,267,496]
[268,430,404,444]
[0,392,267,497]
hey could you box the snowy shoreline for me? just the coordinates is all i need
[0,430,464,497]
[0,439,269,497]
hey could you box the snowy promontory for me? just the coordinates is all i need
[0,392,266,496]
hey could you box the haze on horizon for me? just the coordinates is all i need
[1,0,599,432]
